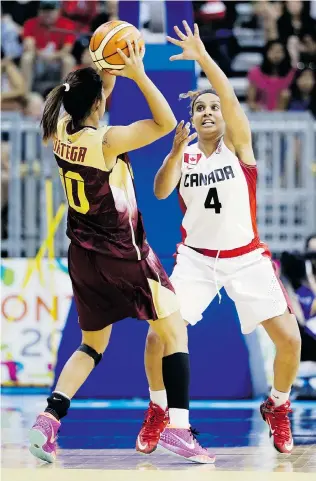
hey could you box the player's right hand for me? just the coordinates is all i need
[107,39,145,81]
[170,121,198,157]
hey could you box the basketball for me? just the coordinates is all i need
[89,20,145,71]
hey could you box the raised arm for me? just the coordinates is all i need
[154,121,197,199]
[103,40,177,168]
[167,21,255,165]
[1,58,26,101]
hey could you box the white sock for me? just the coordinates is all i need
[270,387,290,407]
[149,389,168,411]
[169,408,190,429]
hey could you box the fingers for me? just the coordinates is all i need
[169,53,184,62]
[116,48,129,64]
[194,23,199,37]
[188,132,198,143]
[166,35,182,47]
[174,25,187,40]
[134,38,140,57]
[182,20,193,37]
[127,40,136,62]
[175,120,185,133]
[174,121,191,144]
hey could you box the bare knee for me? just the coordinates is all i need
[150,311,188,355]
[275,320,301,356]
[146,329,164,355]
[279,333,301,356]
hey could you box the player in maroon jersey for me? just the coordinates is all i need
[29,40,215,465]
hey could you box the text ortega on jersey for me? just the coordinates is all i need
[53,139,87,163]
[183,165,235,187]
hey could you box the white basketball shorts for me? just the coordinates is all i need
[170,244,292,334]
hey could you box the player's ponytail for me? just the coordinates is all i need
[41,84,65,142]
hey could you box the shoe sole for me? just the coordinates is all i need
[157,442,216,464]
[29,429,55,464]
[135,441,157,455]
[260,406,293,456]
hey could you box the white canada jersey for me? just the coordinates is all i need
[178,139,260,256]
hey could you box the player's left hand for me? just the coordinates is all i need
[166,21,206,62]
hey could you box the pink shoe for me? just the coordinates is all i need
[158,427,216,464]
[29,412,60,463]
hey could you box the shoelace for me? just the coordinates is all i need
[189,427,206,449]
[190,427,200,439]
[266,402,292,443]
[141,407,167,442]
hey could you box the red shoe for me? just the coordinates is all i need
[260,397,293,454]
[136,402,169,454]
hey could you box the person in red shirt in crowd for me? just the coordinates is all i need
[21,0,76,92]
[61,0,98,34]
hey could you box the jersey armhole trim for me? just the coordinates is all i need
[239,159,257,169]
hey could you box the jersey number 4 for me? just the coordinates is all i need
[59,168,89,214]
[204,187,222,214]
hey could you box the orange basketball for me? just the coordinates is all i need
[89,20,145,71]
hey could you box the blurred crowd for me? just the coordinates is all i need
[280,234,316,400]
[1,1,315,121]
[1,0,118,116]
[194,0,316,116]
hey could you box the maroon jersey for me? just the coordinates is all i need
[53,116,149,260]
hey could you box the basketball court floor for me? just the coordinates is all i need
[2,394,316,481]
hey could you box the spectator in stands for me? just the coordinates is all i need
[247,40,295,111]
[281,236,316,400]
[61,0,98,34]
[1,50,43,119]
[192,1,237,75]
[281,68,316,118]
[1,1,40,29]
[1,13,23,62]
[21,0,75,93]
[277,1,315,44]
[90,1,119,33]
[299,31,316,70]
[72,34,93,68]
[253,1,282,41]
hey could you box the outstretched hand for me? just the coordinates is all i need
[171,121,198,158]
[107,39,146,81]
[166,20,206,62]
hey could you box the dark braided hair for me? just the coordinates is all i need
[179,88,219,116]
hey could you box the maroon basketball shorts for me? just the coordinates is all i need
[68,243,179,331]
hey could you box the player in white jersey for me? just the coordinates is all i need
[137,21,300,456]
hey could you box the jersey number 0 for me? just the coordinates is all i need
[204,187,222,213]
[59,168,89,214]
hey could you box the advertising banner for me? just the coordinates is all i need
[1,258,72,386]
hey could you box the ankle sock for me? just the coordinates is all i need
[149,389,168,411]
[270,387,290,407]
